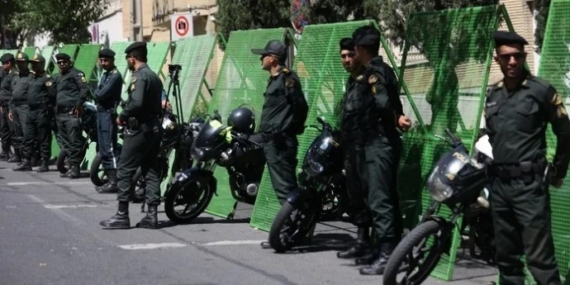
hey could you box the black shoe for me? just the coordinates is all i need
[96,183,119,193]
[0,151,9,161]
[69,166,80,179]
[355,251,379,265]
[359,242,396,275]
[13,160,32,171]
[338,226,370,259]
[60,171,70,178]
[260,241,272,249]
[37,161,49,173]
[136,205,158,229]
[100,212,130,229]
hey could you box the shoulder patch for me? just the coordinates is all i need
[285,78,294,88]
[46,75,51,78]
[112,69,118,74]
[368,74,378,84]
[46,81,52,87]
[81,76,87,83]
[356,75,364,81]
[131,76,137,83]
[282,68,290,74]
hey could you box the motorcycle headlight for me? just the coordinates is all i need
[191,147,209,161]
[304,160,324,177]
[427,166,454,202]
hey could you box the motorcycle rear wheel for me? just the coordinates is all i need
[383,220,444,285]
[89,153,107,186]
[268,201,319,253]
[164,178,214,224]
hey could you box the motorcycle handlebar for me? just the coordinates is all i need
[445,128,462,146]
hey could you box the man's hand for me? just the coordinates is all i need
[116,117,124,126]
[548,164,564,188]
[74,105,84,118]
[398,115,412,131]
[8,112,13,121]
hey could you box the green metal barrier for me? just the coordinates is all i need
[23,46,37,58]
[40,46,55,74]
[205,28,291,218]
[537,0,570,283]
[399,5,512,281]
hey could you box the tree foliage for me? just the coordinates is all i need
[534,0,550,53]
[0,0,106,48]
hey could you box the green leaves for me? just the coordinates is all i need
[2,0,106,46]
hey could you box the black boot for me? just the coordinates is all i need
[37,160,49,173]
[338,227,370,259]
[136,205,158,229]
[96,170,119,193]
[69,165,80,179]
[0,149,9,161]
[13,159,32,171]
[60,170,70,178]
[100,202,130,229]
[359,242,396,275]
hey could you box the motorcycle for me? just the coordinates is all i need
[164,107,267,224]
[132,110,203,208]
[268,117,347,253]
[383,129,495,285]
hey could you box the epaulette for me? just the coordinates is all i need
[526,74,550,89]
[282,67,290,74]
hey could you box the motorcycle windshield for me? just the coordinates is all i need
[192,119,227,149]
[303,129,336,177]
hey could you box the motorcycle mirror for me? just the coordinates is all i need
[309,124,321,131]
[316,117,325,125]
[434,134,450,145]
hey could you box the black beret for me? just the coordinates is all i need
[493,31,528,47]
[125,42,147,55]
[99,48,116,58]
[352,25,380,46]
[55,53,72,61]
[251,40,287,57]
[339,37,355,51]
[30,54,46,63]
[0,53,15,62]
[15,52,29,61]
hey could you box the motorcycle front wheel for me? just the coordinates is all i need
[383,220,445,285]
[89,153,107,186]
[268,200,320,253]
[164,177,214,224]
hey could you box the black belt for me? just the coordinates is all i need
[262,131,294,142]
[489,159,546,181]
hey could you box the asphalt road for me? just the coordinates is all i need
[0,160,497,285]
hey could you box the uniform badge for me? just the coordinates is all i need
[33,54,38,60]
[285,78,294,88]
[17,53,22,59]
[46,81,52,87]
[130,76,137,91]
[552,93,568,118]
[368,74,378,84]
[356,75,364,81]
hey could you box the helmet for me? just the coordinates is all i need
[227,107,255,134]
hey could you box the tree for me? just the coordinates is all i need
[2,0,106,47]
[534,0,551,53]
[374,0,499,134]
[216,0,377,50]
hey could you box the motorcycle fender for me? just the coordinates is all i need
[422,216,454,254]
[172,167,217,194]
[286,188,306,208]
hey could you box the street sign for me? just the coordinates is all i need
[170,13,194,41]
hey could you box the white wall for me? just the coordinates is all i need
[88,11,128,47]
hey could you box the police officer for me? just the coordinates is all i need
[52,53,89,178]
[485,31,570,285]
[251,40,309,249]
[0,53,16,161]
[14,55,54,172]
[100,42,163,230]
[350,26,411,275]
[8,52,32,165]
[336,37,374,260]
[93,48,123,193]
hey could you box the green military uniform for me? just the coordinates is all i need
[15,55,55,172]
[100,42,164,230]
[0,53,16,160]
[251,40,308,204]
[336,38,373,260]
[52,53,89,178]
[485,31,570,285]
[9,52,32,164]
[353,26,405,276]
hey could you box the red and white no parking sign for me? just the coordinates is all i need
[171,13,194,41]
